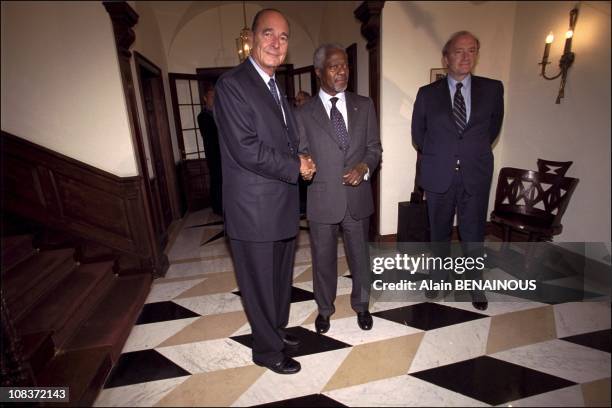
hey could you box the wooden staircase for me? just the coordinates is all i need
[1,230,152,406]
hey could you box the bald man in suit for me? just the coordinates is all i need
[296,44,381,334]
[214,9,315,375]
[412,31,504,311]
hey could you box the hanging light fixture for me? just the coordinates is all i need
[235,1,251,62]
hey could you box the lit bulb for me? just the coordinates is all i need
[545,32,554,44]
[565,30,573,39]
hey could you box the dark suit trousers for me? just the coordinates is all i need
[309,209,371,317]
[426,170,488,282]
[229,237,296,365]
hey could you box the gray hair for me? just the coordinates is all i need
[442,31,480,56]
[313,43,346,70]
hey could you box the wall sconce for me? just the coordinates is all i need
[539,7,579,104]
[235,1,251,63]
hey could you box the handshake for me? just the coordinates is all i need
[299,154,316,181]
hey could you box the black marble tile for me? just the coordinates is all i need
[255,393,346,407]
[230,326,351,358]
[372,302,486,331]
[561,329,611,353]
[135,301,200,325]
[410,356,576,405]
[103,349,190,389]
[233,286,315,303]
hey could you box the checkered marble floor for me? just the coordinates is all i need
[94,209,611,407]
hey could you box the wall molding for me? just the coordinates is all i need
[1,131,168,276]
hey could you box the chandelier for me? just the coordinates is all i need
[235,1,251,62]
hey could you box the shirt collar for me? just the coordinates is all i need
[447,73,472,91]
[248,56,276,84]
[319,88,346,104]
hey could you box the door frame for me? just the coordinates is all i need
[133,52,179,240]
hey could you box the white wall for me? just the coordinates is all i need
[1,1,138,177]
[167,3,315,73]
[503,1,611,242]
[380,1,516,235]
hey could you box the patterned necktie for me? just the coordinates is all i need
[268,78,282,108]
[330,97,349,151]
[453,82,467,134]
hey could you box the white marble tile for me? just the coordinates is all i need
[232,348,352,406]
[438,292,549,316]
[156,338,253,374]
[324,374,488,407]
[553,301,611,337]
[501,384,585,407]
[145,277,206,304]
[303,315,422,346]
[173,292,244,316]
[229,300,318,337]
[544,276,609,297]
[93,376,189,407]
[165,257,236,279]
[408,317,491,373]
[491,339,611,383]
[287,299,318,327]
[293,276,354,296]
[121,317,200,353]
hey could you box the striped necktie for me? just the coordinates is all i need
[453,82,467,134]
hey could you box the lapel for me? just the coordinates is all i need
[346,92,358,140]
[243,61,285,125]
[310,96,341,147]
[436,77,456,132]
[465,75,482,131]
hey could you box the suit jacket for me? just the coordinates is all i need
[296,92,382,224]
[412,75,504,195]
[213,60,300,242]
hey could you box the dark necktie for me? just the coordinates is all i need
[268,78,282,108]
[453,82,467,134]
[330,97,349,151]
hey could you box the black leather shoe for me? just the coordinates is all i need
[282,333,300,349]
[471,291,488,311]
[357,311,373,330]
[254,357,301,374]
[315,314,330,334]
[425,289,439,299]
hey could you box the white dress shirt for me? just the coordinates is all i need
[318,88,370,180]
[249,56,286,123]
[318,89,348,129]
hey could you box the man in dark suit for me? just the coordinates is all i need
[411,31,504,310]
[213,9,315,375]
[296,44,382,334]
[197,86,222,215]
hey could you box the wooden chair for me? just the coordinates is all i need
[490,167,579,243]
[537,158,573,177]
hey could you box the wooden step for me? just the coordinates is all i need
[4,249,77,321]
[17,262,115,349]
[20,331,55,374]
[64,274,152,362]
[78,241,118,265]
[1,234,36,273]
[36,346,112,407]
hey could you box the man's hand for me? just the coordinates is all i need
[299,154,316,181]
[343,162,368,186]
